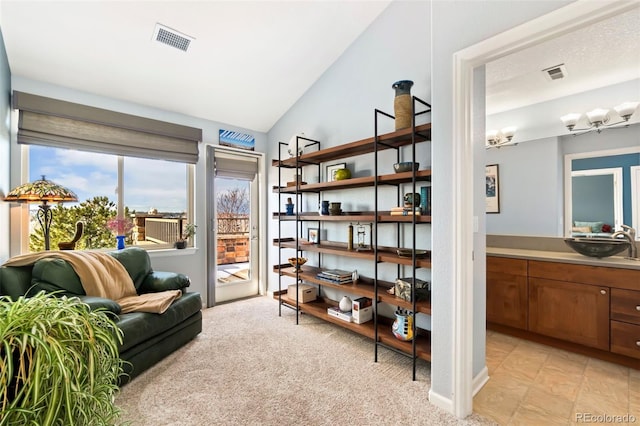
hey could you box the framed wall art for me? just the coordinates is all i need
[485,164,500,214]
[308,228,319,244]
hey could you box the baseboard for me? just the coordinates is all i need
[428,389,453,413]
[472,366,489,396]
[428,367,488,416]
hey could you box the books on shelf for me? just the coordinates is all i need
[317,269,354,284]
[327,306,352,323]
[389,206,422,216]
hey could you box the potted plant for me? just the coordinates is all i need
[0,292,123,424]
[106,216,134,250]
[175,222,197,249]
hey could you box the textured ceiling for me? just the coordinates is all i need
[486,7,640,115]
[0,1,391,132]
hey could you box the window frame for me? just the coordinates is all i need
[20,144,195,253]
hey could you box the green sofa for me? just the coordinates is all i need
[0,247,202,383]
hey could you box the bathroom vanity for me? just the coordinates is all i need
[486,236,640,369]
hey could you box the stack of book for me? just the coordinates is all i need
[389,206,422,216]
[316,269,353,284]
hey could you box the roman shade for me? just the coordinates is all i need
[12,91,202,164]
[214,151,258,181]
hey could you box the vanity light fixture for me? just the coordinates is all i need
[560,101,639,136]
[486,126,517,149]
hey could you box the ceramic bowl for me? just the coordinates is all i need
[288,257,308,270]
[393,162,419,173]
[396,248,428,258]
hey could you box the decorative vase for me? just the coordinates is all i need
[175,240,187,249]
[392,309,414,341]
[392,80,414,130]
[403,192,421,208]
[288,133,305,157]
[334,168,351,180]
[116,235,126,250]
[329,202,341,215]
[320,200,330,215]
[286,204,294,215]
[339,296,352,312]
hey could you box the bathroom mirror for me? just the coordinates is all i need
[564,146,640,239]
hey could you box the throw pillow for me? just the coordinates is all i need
[31,258,85,296]
[572,226,592,233]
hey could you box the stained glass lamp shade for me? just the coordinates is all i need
[3,176,78,250]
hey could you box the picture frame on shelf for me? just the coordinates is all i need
[485,164,500,214]
[326,163,346,182]
[308,227,319,244]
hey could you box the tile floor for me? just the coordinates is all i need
[474,330,639,425]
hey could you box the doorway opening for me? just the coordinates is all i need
[207,147,261,306]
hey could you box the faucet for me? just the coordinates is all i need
[612,225,638,259]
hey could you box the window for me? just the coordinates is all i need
[26,145,193,251]
[12,91,201,253]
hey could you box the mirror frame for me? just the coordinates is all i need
[564,146,640,238]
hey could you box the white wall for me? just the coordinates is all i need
[8,76,268,300]
[486,136,562,236]
[486,124,640,237]
[487,79,640,143]
[0,26,10,263]
[266,0,431,293]
[430,0,571,413]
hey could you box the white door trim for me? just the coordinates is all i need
[571,167,623,230]
[631,165,640,238]
[447,0,637,418]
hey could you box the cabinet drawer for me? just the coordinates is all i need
[610,320,640,360]
[487,256,527,276]
[611,288,640,325]
[529,260,640,290]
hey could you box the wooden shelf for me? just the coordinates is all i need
[272,211,431,224]
[274,240,431,268]
[274,265,432,315]
[273,123,431,168]
[278,294,431,361]
[273,170,432,193]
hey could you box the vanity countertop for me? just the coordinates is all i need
[487,247,640,270]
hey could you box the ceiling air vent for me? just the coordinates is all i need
[542,64,567,81]
[152,23,194,52]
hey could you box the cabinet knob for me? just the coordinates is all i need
[636,341,640,347]
[600,289,607,295]
[636,305,640,311]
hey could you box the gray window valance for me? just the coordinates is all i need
[12,91,202,164]
[214,151,258,181]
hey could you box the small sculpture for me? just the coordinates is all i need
[57,221,84,250]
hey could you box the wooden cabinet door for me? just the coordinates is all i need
[529,277,609,350]
[486,257,528,329]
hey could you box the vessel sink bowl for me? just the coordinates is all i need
[564,237,630,258]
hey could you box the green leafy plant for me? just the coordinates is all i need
[181,223,197,241]
[0,292,124,425]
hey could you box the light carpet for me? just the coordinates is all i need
[115,296,495,425]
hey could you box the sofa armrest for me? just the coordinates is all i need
[77,295,122,316]
[139,271,191,294]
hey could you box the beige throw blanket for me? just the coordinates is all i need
[3,251,181,314]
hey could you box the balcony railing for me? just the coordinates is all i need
[138,215,249,245]
[144,218,185,244]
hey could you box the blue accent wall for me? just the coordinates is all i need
[573,153,640,226]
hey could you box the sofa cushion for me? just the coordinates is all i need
[31,257,85,296]
[77,295,122,315]
[116,292,202,352]
[109,247,152,291]
[0,265,34,301]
